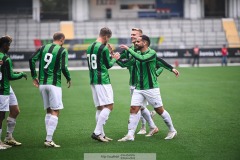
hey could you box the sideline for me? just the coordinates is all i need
[14,63,240,72]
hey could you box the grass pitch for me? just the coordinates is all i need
[1,66,240,160]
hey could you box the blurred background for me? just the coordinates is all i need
[0,0,240,67]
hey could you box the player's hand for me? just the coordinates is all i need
[22,72,27,80]
[119,44,129,50]
[107,44,114,56]
[112,52,120,60]
[0,60,3,65]
[33,78,39,88]
[67,80,71,88]
[172,68,179,77]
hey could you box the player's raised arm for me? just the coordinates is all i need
[103,48,119,69]
[107,43,114,56]
[119,35,156,62]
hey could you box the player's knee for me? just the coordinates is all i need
[106,104,113,111]
[154,106,164,115]
[51,110,60,117]
[9,105,20,118]
[130,106,140,114]
[14,108,20,116]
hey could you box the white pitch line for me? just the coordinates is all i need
[13,63,240,72]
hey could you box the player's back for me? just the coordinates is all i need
[86,41,112,85]
[39,43,65,86]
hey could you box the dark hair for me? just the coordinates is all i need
[53,32,65,41]
[0,36,12,47]
[99,27,112,38]
[140,35,151,46]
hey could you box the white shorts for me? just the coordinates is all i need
[130,86,148,108]
[9,86,18,106]
[0,95,10,111]
[39,85,63,110]
[131,88,163,108]
[91,84,114,107]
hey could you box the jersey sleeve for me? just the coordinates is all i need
[6,58,24,80]
[119,50,127,59]
[117,56,135,68]
[61,49,71,81]
[116,50,130,67]
[128,48,156,62]
[156,57,173,72]
[116,59,125,68]
[29,47,42,79]
[156,67,164,77]
[103,48,116,69]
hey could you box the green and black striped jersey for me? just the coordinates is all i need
[0,52,24,95]
[86,42,116,84]
[29,43,71,87]
[156,57,173,76]
[117,47,173,88]
[128,48,158,90]
[117,45,137,86]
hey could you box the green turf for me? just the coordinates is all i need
[1,66,240,160]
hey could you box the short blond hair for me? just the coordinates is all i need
[132,28,143,34]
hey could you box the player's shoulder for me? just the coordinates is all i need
[149,48,156,54]
[61,46,68,52]
[0,55,11,66]
[156,56,162,62]
[2,54,10,61]
[45,43,53,48]
[96,43,109,53]
[103,44,109,51]
[87,41,98,50]
[95,41,107,50]
[41,43,52,51]
[55,44,68,54]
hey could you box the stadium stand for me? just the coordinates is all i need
[73,19,229,49]
[0,16,239,51]
[60,21,75,39]
[222,18,240,48]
